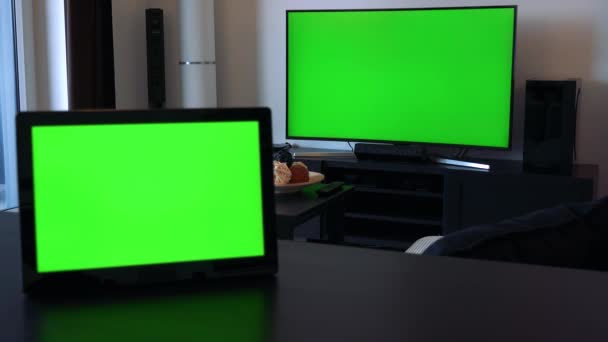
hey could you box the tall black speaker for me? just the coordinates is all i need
[146,9,166,109]
[523,80,580,175]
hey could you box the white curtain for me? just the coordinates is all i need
[0,0,19,209]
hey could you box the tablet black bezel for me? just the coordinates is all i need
[17,107,277,293]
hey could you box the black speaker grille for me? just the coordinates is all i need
[523,80,578,175]
[146,9,166,108]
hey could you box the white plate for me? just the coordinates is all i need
[275,172,325,194]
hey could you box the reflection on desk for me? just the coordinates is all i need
[29,283,273,342]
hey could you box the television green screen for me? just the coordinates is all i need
[287,7,516,148]
[31,121,265,273]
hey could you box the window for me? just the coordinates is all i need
[0,0,19,210]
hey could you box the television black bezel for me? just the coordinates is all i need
[286,5,518,151]
[16,107,278,293]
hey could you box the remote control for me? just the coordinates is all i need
[317,181,344,197]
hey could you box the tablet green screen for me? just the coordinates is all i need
[32,121,265,273]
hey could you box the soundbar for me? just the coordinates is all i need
[354,143,427,162]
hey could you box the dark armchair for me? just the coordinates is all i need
[409,197,608,271]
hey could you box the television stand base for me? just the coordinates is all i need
[430,156,490,170]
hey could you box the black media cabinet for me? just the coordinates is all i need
[297,155,597,249]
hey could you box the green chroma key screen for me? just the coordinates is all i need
[287,7,515,148]
[31,121,265,273]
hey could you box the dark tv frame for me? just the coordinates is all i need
[16,108,278,293]
[286,5,518,151]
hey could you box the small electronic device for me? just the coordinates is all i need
[317,182,345,197]
[16,108,277,293]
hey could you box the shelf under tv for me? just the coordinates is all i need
[345,213,443,227]
[353,186,443,199]
[295,156,595,251]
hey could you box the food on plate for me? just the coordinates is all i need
[274,160,311,186]
[273,161,292,185]
[289,162,309,184]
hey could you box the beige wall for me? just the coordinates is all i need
[112,0,608,197]
[215,1,260,107]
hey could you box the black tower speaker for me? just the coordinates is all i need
[523,80,579,175]
[146,9,166,109]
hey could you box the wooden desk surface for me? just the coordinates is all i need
[1,213,608,341]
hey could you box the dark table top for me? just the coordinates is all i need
[2,212,608,341]
[274,183,352,218]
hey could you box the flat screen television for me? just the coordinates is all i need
[287,6,517,149]
[16,108,277,293]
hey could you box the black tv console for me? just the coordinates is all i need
[297,153,597,249]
